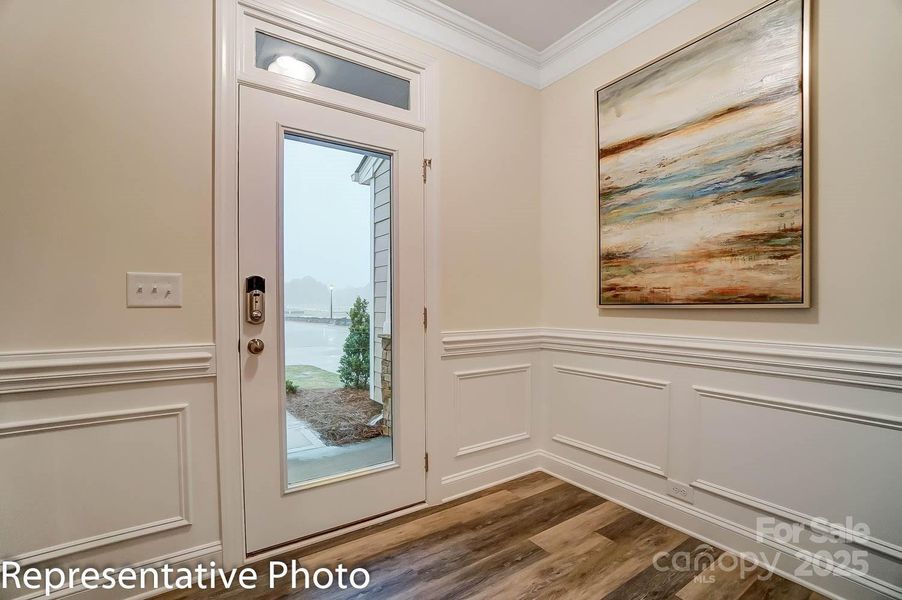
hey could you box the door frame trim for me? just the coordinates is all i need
[214,0,440,566]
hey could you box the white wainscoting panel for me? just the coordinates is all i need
[0,344,221,600]
[434,348,541,502]
[441,328,902,600]
[692,386,902,561]
[551,364,670,476]
[453,364,531,456]
[0,404,191,565]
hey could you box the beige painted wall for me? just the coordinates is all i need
[0,0,541,354]
[539,0,902,347]
[0,0,214,350]
[297,0,542,331]
[5,0,897,351]
[436,55,541,330]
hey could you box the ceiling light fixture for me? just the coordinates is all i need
[267,55,317,82]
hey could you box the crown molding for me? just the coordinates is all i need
[323,0,541,87]
[389,0,541,64]
[538,0,698,87]
[322,0,697,89]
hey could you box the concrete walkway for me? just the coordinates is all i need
[286,412,325,454]
[287,435,392,485]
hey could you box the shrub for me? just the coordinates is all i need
[285,378,298,395]
[338,297,370,389]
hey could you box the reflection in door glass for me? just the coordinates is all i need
[283,134,392,486]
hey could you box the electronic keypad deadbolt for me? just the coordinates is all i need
[245,275,265,324]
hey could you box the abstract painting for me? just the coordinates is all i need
[597,0,808,307]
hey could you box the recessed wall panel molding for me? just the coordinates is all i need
[442,328,902,390]
[692,386,902,561]
[0,404,192,565]
[439,326,902,599]
[0,344,216,394]
[453,364,531,456]
[551,364,670,476]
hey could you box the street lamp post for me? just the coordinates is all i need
[329,284,334,322]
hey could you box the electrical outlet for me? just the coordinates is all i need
[667,479,694,504]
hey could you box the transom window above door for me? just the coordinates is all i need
[255,32,411,110]
[238,4,429,127]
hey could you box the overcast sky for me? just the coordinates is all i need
[283,137,372,288]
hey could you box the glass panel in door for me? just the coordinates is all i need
[282,134,393,486]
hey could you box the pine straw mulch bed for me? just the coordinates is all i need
[286,387,383,446]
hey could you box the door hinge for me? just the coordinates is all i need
[425,453,429,472]
[423,306,427,329]
[422,158,432,183]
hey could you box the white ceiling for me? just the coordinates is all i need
[440,0,619,51]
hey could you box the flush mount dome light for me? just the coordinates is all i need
[267,55,317,82]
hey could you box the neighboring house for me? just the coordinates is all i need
[352,155,391,414]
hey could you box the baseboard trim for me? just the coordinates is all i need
[440,449,542,501]
[539,450,902,600]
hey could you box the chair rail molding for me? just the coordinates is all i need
[442,328,902,390]
[0,344,216,394]
[322,0,698,89]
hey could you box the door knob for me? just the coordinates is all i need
[247,338,265,355]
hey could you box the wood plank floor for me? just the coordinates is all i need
[162,473,827,599]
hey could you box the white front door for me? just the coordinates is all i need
[238,85,426,554]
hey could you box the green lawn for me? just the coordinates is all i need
[285,364,341,390]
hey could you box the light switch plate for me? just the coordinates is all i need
[126,272,183,308]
